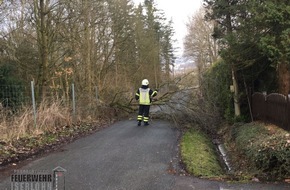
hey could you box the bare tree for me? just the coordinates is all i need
[0,0,176,108]
[183,7,219,87]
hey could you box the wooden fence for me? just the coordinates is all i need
[252,92,290,131]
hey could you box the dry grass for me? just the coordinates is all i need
[0,101,72,142]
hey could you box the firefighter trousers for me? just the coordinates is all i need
[137,105,150,123]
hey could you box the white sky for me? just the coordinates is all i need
[132,0,203,59]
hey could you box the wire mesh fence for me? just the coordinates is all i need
[0,81,101,121]
[0,85,31,109]
[0,81,108,141]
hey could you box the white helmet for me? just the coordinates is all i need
[142,79,149,86]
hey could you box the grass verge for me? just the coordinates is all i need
[180,128,224,178]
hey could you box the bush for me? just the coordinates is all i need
[0,63,26,109]
[200,59,234,124]
[233,122,290,180]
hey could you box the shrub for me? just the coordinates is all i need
[200,59,234,124]
[233,122,290,180]
[0,64,26,109]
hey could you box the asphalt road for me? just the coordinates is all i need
[0,119,290,190]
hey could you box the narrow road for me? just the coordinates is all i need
[0,119,289,190]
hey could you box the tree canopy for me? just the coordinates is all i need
[204,0,290,94]
[184,0,290,122]
[0,0,176,104]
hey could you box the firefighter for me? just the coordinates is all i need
[135,79,158,126]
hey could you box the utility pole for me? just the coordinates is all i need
[232,68,241,116]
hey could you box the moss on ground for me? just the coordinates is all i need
[180,129,224,178]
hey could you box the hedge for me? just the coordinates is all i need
[232,122,290,180]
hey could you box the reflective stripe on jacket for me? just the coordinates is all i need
[151,90,157,97]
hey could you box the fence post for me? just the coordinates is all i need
[72,83,76,116]
[31,81,37,127]
[288,95,290,131]
[262,92,267,121]
[95,86,98,102]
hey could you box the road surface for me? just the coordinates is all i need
[0,119,289,190]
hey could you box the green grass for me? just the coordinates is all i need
[180,129,223,178]
[233,123,268,147]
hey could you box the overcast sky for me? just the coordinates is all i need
[132,0,203,58]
